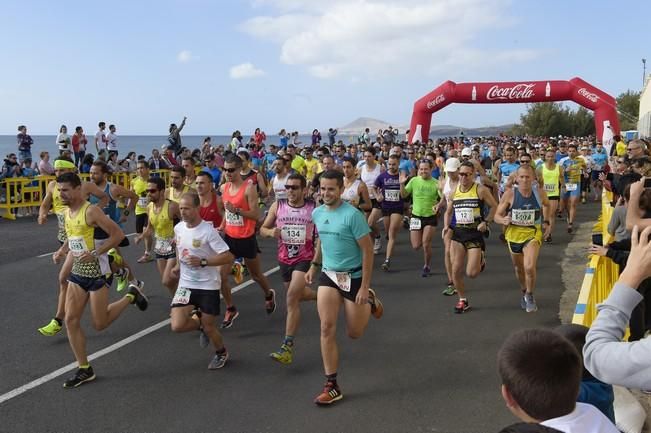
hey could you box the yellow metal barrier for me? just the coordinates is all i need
[1,169,173,220]
[572,190,620,327]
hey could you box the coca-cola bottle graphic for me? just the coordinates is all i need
[545,82,551,97]
[412,124,423,144]
[471,86,477,101]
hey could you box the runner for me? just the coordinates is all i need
[167,166,192,203]
[495,146,520,199]
[305,169,383,405]
[590,142,609,201]
[341,157,371,211]
[400,159,440,277]
[359,147,384,254]
[136,176,181,294]
[536,149,564,243]
[374,154,403,271]
[260,173,318,364]
[444,161,498,313]
[54,172,148,388]
[131,160,154,263]
[270,156,292,201]
[169,192,233,370]
[196,172,223,229]
[439,158,460,296]
[181,156,197,187]
[219,154,277,328]
[37,158,109,336]
[559,144,586,234]
[494,164,551,312]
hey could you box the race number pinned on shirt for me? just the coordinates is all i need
[137,196,148,208]
[455,208,475,225]
[565,183,578,192]
[155,237,174,255]
[172,287,191,305]
[225,210,244,226]
[544,183,556,192]
[385,189,400,202]
[281,224,306,245]
[409,217,422,230]
[324,270,351,292]
[511,209,536,227]
[68,236,89,256]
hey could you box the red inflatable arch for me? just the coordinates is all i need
[409,77,620,150]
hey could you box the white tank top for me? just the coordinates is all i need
[361,163,381,199]
[443,176,453,200]
[342,179,361,204]
[272,172,291,200]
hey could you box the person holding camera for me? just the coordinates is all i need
[16,125,33,163]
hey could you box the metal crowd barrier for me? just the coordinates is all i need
[0,169,172,220]
[572,190,620,327]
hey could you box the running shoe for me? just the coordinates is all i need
[544,236,552,244]
[454,298,470,314]
[115,268,129,292]
[373,237,381,255]
[421,265,430,278]
[567,223,573,234]
[442,284,457,296]
[520,294,527,310]
[63,366,96,388]
[270,344,293,365]
[314,381,343,405]
[221,307,240,329]
[107,248,123,266]
[38,318,62,336]
[381,259,390,272]
[136,251,154,263]
[368,288,384,319]
[199,329,210,348]
[208,349,229,370]
[127,284,149,311]
[581,197,586,204]
[524,293,538,313]
[232,261,244,284]
[402,216,410,230]
[265,289,277,315]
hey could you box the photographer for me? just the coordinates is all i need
[16,125,33,163]
[1,154,22,205]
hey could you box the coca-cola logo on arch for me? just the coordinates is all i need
[426,94,446,109]
[486,83,536,101]
[578,88,599,103]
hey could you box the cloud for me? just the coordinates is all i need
[229,62,266,79]
[177,50,196,63]
[241,0,537,79]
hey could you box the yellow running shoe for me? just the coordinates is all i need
[38,318,62,336]
[232,261,244,285]
[270,344,293,365]
[107,248,123,266]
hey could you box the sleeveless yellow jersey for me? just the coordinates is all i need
[542,164,561,197]
[167,185,190,203]
[148,200,176,256]
[65,202,102,278]
[131,177,149,215]
[452,183,482,229]
[52,183,68,243]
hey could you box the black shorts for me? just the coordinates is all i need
[171,288,221,316]
[451,227,485,250]
[156,252,177,260]
[224,234,258,259]
[319,271,362,302]
[370,199,381,210]
[136,213,148,234]
[548,196,560,201]
[591,170,603,181]
[410,214,437,230]
[68,274,108,292]
[279,260,311,282]
[381,206,404,217]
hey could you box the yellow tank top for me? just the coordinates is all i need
[148,200,174,239]
[542,164,560,197]
[65,202,102,277]
[131,177,149,215]
[452,183,482,228]
[167,185,190,203]
[52,183,67,214]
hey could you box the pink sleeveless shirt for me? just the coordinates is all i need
[276,200,316,265]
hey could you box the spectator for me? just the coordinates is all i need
[278,128,289,149]
[162,146,178,167]
[1,153,21,180]
[94,121,108,153]
[200,137,212,161]
[80,153,95,173]
[107,124,119,158]
[607,184,630,242]
[16,125,33,163]
[311,129,322,146]
[20,158,37,177]
[56,125,70,155]
[230,130,242,152]
[107,152,122,173]
[38,151,55,176]
[498,328,618,432]
[327,128,338,146]
[124,151,137,172]
[613,135,626,157]
[168,116,187,156]
[148,149,168,171]
[584,224,651,390]
[71,126,87,169]
[254,128,266,147]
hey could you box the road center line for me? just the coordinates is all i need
[0,265,280,405]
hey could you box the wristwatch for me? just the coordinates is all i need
[200,258,208,268]
[123,209,130,216]
[90,250,99,258]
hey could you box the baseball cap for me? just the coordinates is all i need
[461,147,472,157]
[445,158,461,172]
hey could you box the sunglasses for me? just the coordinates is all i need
[520,160,531,164]
[146,189,158,193]
[284,184,301,190]
[459,172,472,177]
[224,167,238,173]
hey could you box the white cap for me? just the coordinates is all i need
[445,158,461,172]
[461,147,472,157]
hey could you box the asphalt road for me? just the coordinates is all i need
[0,204,599,433]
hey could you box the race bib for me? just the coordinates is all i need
[544,183,556,192]
[225,210,244,226]
[455,208,475,225]
[511,209,536,227]
[385,189,400,202]
[485,168,493,177]
[155,237,174,255]
[68,236,89,255]
[324,270,351,292]
[565,183,578,192]
[172,287,191,305]
[281,224,306,245]
[137,196,148,208]
[409,217,422,231]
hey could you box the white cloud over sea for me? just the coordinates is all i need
[242,0,537,79]
[229,62,266,79]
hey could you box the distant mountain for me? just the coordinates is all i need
[336,117,514,137]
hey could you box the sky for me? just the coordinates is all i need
[0,0,647,135]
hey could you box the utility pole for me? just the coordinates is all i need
[643,58,647,86]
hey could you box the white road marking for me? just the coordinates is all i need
[0,265,280,405]
[36,233,137,258]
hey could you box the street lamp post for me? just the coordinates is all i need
[644,58,647,86]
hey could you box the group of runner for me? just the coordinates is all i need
[35,134,607,404]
